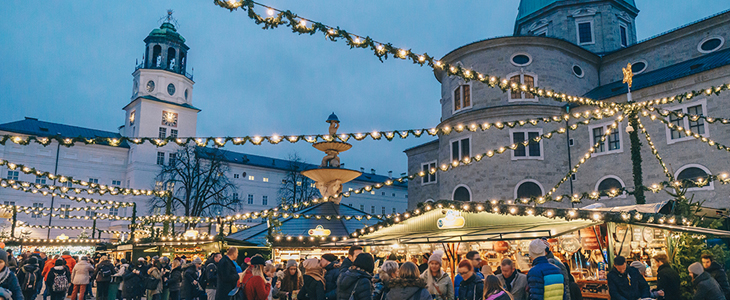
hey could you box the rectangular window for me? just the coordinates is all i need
[35,176,47,184]
[381,206,385,215]
[512,130,543,159]
[88,178,99,184]
[381,192,385,196]
[687,105,705,135]
[6,171,18,180]
[371,206,375,214]
[421,161,437,185]
[168,153,176,165]
[667,101,708,143]
[62,181,73,188]
[32,203,43,219]
[86,210,93,217]
[248,175,255,181]
[233,193,239,200]
[508,74,537,101]
[591,123,622,155]
[578,22,593,44]
[170,129,178,138]
[109,207,119,216]
[619,25,628,47]
[60,204,71,219]
[262,196,268,206]
[234,174,239,179]
[112,180,121,186]
[263,177,269,182]
[360,204,364,211]
[392,207,397,214]
[453,85,471,112]
[248,194,254,205]
[157,152,165,165]
[158,127,166,139]
[450,137,471,162]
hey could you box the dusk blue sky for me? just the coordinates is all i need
[1,1,728,176]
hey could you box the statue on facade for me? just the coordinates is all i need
[316,179,343,201]
[327,112,340,136]
[156,55,162,68]
[169,58,176,70]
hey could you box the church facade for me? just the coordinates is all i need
[406,0,730,210]
[0,19,407,240]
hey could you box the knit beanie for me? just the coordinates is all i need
[429,250,444,263]
[529,239,547,259]
[353,253,375,274]
[321,254,337,263]
[688,262,704,276]
[0,250,7,264]
[286,259,297,268]
[28,257,38,265]
[630,261,646,275]
[250,256,265,266]
[193,257,202,265]
[55,259,65,266]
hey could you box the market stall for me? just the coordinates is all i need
[108,235,261,262]
[3,237,104,256]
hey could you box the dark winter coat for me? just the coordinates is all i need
[216,255,239,300]
[527,256,565,300]
[168,266,183,292]
[607,266,649,300]
[298,275,326,300]
[204,260,218,289]
[383,277,430,300]
[336,268,372,300]
[335,258,353,286]
[3,267,25,300]
[122,264,144,299]
[706,262,730,300]
[45,266,70,297]
[656,264,681,300]
[692,271,727,300]
[181,263,201,300]
[93,260,115,283]
[323,261,340,300]
[17,263,42,293]
[457,274,483,300]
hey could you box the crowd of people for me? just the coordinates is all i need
[0,240,726,300]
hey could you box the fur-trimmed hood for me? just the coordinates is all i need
[388,277,426,289]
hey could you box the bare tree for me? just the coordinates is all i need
[148,145,239,227]
[277,153,320,212]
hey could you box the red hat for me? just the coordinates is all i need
[244,257,251,264]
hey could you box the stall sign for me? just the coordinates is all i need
[308,225,331,237]
[117,245,134,251]
[437,210,465,229]
[174,247,203,253]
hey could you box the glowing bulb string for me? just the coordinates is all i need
[0,177,164,198]
[20,224,127,234]
[645,111,730,153]
[0,159,162,196]
[0,110,618,149]
[636,117,674,182]
[629,83,730,110]
[0,179,135,206]
[214,0,612,108]
[645,106,730,126]
[0,203,126,213]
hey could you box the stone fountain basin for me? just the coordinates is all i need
[301,168,362,184]
[313,141,352,153]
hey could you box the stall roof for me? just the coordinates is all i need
[636,223,730,237]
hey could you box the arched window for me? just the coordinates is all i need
[453,185,471,202]
[152,45,162,68]
[179,51,187,73]
[167,47,177,70]
[676,165,713,190]
[515,180,543,200]
[595,176,626,198]
[508,73,537,101]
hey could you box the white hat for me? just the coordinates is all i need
[429,250,444,263]
[688,262,704,276]
[529,239,547,259]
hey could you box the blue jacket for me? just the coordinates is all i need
[324,261,340,300]
[0,269,25,300]
[336,269,371,300]
[606,266,649,300]
[527,256,564,300]
[454,270,483,296]
[457,274,483,300]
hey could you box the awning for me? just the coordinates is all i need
[637,223,730,237]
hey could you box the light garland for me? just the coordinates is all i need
[0,159,161,195]
[1,237,103,244]
[0,204,127,212]
[646,106,730,125]
[636,117,674,181]
[629,83,730,110]
[20,224,127,234]
[0,177,163,198]
[0,180,134,206]
[645,111,730,152]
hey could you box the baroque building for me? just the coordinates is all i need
[0,18,407,240]
[406,0,730,209]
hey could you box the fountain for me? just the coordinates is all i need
[301,113,362,205]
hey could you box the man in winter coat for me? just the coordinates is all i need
[703,254,730,300]
[453,251,484,296]
[542,240,571,300]
[320,254,339,300]
[526,239,564,300]
[60,252,76,273]
[652,254,680,300]
[336,246,362,283]
[496,258,527,300]
[336,253,373,300]
[70,256,94,300]
[182,258,202,300]
[6,250,18,274]
[122,259,144,300]
[216,248,239,300]
[93,256,115,300]
[17,256,41,300]
[456,260,483,300]
[42,255,59,300]
[203,253,221,300]
[689,262,727,300]
[607,256,649,300]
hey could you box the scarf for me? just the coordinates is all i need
[425,269,446,297]
[0,267,10,285]
[303,259,325,287]
[503,271,517,291]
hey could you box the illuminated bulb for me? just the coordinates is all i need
[267,8,274,16]
[418,55,425,62]
[299,19,307,27]
[354,37,361,44]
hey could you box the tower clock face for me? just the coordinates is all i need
[167,83,176,96]
[162,111,178,127]
[146,80,155,92]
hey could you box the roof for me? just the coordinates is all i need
[123,95,201,111]
[636,9,730,45]
[0,117,129,148]
[516,0,637,21]
[584,47,730,100]
[145,22,187,46]
[226,201,381,247]
[198,147,407,187]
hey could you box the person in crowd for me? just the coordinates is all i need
[372,260,398,300]
[454,251,484,296]
[159,257,171,300]
[648,254,679,300]
[6,250,18,274]
[484,275,513,300]
[168,259,183,300]
[46,259,70,300]
[382,261,429,300]
[61,252,77,298]
[240,256,271,300]
[703,254,730,300]
[182,257,202,300]
[541,240,570,300]
[42,255,60,300]
[112,259,128,300]
[689,262,727,300]
[607,256,649,300]
[336,253,373,300]
[527,239,564,300]
[71,256,94,300]
[146,260,163,300]
[280,259,303,299]
[264,264,280,300]
[420,250,453,300]
[496,258,526,300]
[17,256,41,300]
[204,253,222,300]
[93,256,115,300]
[216,248,239,300]
[456,259,483,300]
[299,258,326,300]
[337,246,362,282]
[319,254,338,300]
[122,259,144,300]
[418,254,430,274]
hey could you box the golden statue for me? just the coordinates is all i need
[622,63,633,89]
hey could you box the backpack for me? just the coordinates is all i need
[99,264,113,280]
[52,270,70,292]
[21,268,37,292]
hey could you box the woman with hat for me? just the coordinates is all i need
[241,256,271,300]
[420,250,453,300]
[336,253,374,300]
[298,259,326,300]
[278,260,302,300]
